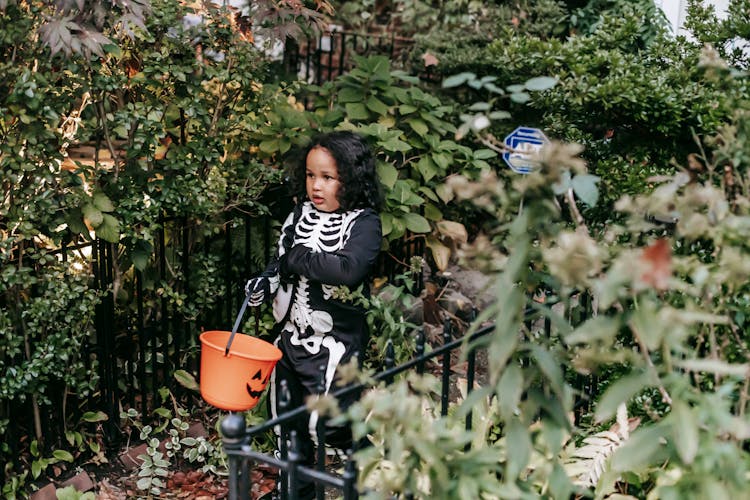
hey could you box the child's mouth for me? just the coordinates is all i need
[312,197,324,204]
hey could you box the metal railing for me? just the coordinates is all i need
[282,28,415,86]
[220,290,599,499]
[220,317,495,499]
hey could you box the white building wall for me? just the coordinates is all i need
[654,0,731,36]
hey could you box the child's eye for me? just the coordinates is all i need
[324,175,333,180]
[306,172,314,178]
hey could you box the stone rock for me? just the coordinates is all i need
[119,442,148,470]
[438,289,474,320]
[61,470,95,492]
[30,483,56,500]
[442,265,495,310]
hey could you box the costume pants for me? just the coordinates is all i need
[270,353,356,500]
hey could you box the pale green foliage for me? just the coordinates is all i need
[345,49,750,498]
[120,389,226,496]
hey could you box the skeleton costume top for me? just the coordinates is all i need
[260,201,381,395]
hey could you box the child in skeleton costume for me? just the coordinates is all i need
[245,131,382,499]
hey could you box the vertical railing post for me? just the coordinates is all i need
[288,431,301,500]
[315,365,327,500]
[279,379,291,500]
[384,341,395,385]
[220,413,247,500]
[343,451,358,500]
[415,328,425,375]
[441,318,452,417]
[157,216,167,400]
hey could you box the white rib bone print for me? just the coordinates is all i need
[281,203,362,391]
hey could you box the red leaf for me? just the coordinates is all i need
[421,52,439,67]
[639,239,671,290]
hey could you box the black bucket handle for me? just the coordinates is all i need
[224,291,253,356]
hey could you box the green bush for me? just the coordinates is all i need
[410,2,745,216]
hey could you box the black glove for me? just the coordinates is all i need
[279,244,310,278]
[244,276,271,306]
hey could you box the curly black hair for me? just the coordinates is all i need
[286,131,383,212]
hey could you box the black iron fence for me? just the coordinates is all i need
[220,293,598,499]
[221,317,491,500]
[282,28,415,86]
[1,198,425,479]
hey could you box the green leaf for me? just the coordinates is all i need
[530,345,564,398]
[66,208,88,235]
[93,192,115,212]
[376,162,399,189]
[489,110,511,120]
[442,72,476,88]
[402,213,431,233]
[32,460,43,479]
[345,102,370,121]
[153,407,171,418]
[497,363,523,420]
[398,104,418,114]
[381,212,393,236]
[381,137,411,152]
[468,102,491,111]
[671,400,698,464]
[611,424,665,472]
[82,203,103,227]
[595,372,651,423]
[423,202,443,221]
[565,316,620,345]
[406,118,429,137]
[524,76,558,91]
[675,358,749,377]
[505,418,531,479]
[136,477,152,490]
[436,183,454,203]
[416,156,438,182]
[52,449,75,462]
[259,139,278,154]
[366,95,389,115]
[338,86,363,103]
[80,411,109,423]
[96,214,120,243]
[473,148,497,160]
[548,462,574,500]
[391,70,420,84]
[418,186,439,203]
[571,174,600,207]
[510,92,531,104]
[174,370,199,391]
[551,169,572,195]
[131,240,153,272]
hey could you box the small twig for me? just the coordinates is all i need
[739,377,749,418]
[209,56,234,137]
[565,187,586,230]
[478,134,510,155]
[629,321,672,406]
[97,98,122,179]
[709,323,720,385]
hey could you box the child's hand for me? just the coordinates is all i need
[244,276,271,306]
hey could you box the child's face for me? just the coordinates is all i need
[305,146,341,212]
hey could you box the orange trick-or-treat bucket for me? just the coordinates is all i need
[199,330,282,411]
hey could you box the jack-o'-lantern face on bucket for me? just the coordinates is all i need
[246,367,273,400]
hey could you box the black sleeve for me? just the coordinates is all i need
[283,210,382,287]
[254,203,303,279]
